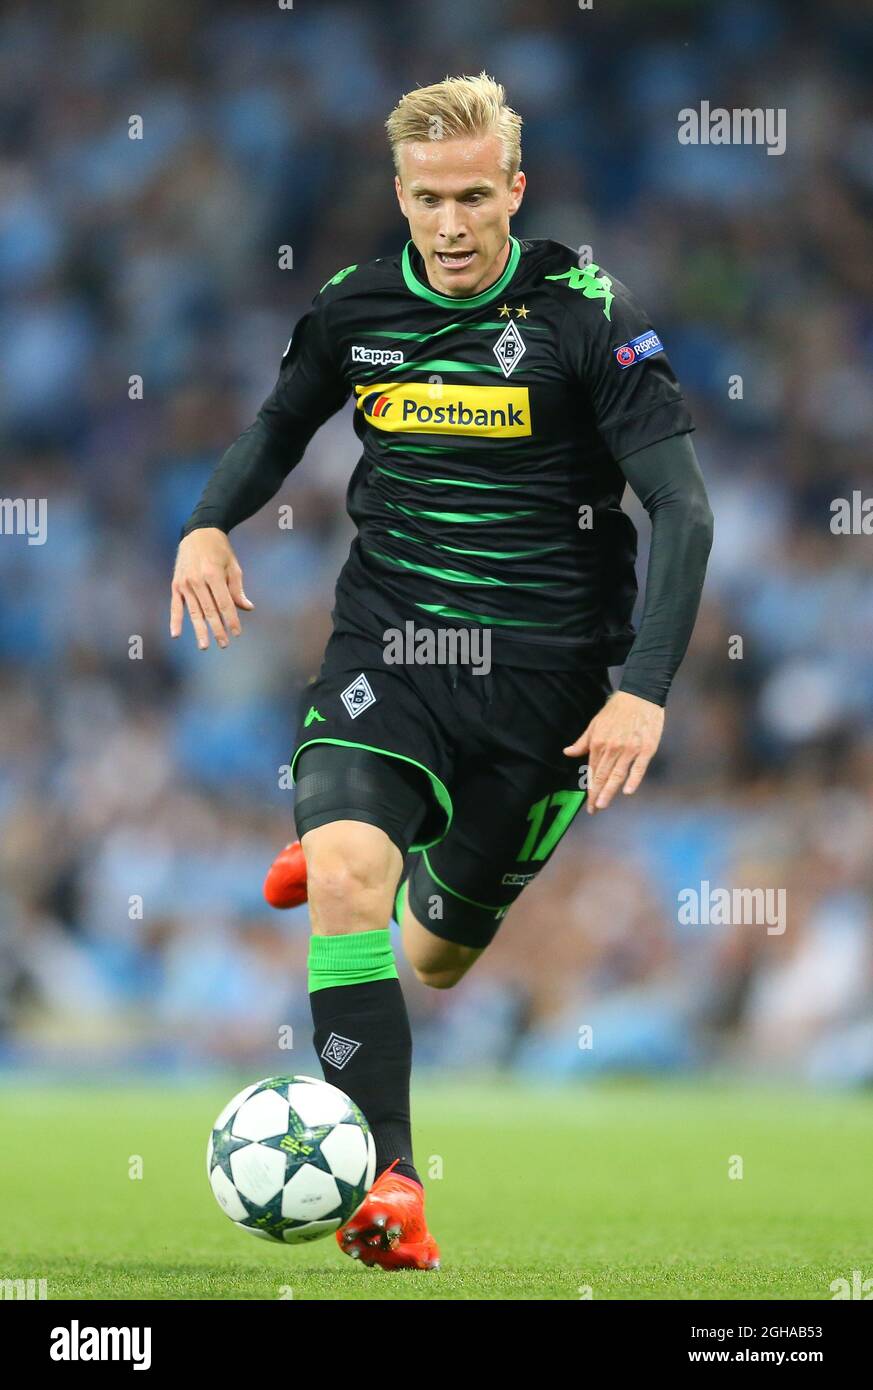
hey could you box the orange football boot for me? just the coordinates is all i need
[263,840,308,909]
[337,1159,440,1270]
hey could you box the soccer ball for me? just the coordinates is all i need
[207,1075,376,1244]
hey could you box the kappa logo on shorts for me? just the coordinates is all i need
[340,673,376,719]
[320,1032,361,1070]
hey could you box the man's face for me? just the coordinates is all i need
[395,132,525,298]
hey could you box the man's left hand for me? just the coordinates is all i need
[563,691,665,814]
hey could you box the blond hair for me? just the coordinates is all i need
[385,72,522,180]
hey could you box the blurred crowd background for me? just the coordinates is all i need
[2,0,872,1086]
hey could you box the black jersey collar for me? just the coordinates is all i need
[402,236,522,309]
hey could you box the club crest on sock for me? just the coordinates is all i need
[320,1031,362,1069]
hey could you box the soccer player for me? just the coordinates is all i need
[171,74,713,1270]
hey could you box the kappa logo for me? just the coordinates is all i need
[544,262,614,320]
[614,330,664,369]
[320,263,358,292]
[351,345,405,367]
[492,320,526,378]
[320,1032,362,1070]
[340,673,376,719]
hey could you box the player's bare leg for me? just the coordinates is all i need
[303,820,401,937]
[400,901,484,989]
[265,831,484,987]
[301,820,440,1269]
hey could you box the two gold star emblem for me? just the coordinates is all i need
[498,303,529,319]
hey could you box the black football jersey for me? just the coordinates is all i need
[260,237,693,668]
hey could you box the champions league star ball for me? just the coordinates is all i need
[207,1075,376,1243]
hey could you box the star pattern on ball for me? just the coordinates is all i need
[260,1124,336,1178]
[210,1123,251,1184]
[207,1076,377,1244]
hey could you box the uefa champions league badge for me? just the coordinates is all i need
[614,331,664,369]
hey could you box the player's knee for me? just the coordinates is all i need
[306,851,384,912]
[303,823,399,932]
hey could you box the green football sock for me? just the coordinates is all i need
[307,927,399,993]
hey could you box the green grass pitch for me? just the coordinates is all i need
[1,1078,870,1300]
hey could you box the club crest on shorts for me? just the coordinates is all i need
[320,1032,361,1069]
[340,672,376,719]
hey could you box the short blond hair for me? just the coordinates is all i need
[385,72,522,180]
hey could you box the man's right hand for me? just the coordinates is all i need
[170,527,255,650]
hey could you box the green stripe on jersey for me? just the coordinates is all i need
[364,547,554,588]
[385,500,536,524]
[415,602,561,627]
[387,358,502,375]
[386,527,566,560]
[374,462,508,490]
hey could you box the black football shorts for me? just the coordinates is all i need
[290,627,611,948]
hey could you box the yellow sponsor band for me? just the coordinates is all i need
[355,381,531,437]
